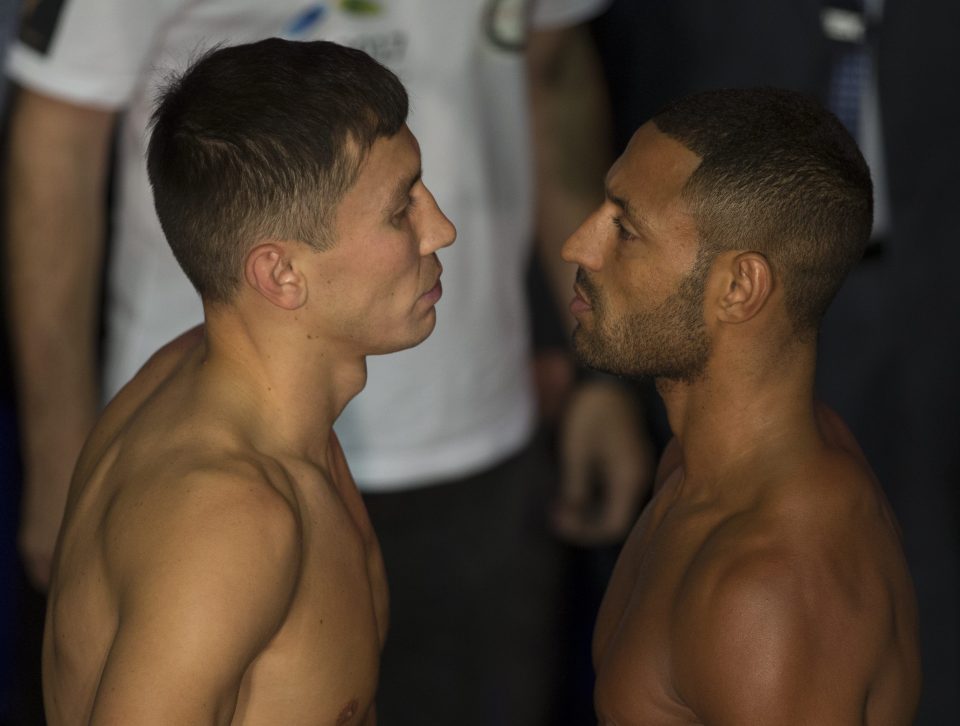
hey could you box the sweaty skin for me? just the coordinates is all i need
[43,328,387,725]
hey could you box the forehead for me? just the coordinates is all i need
[607,121,701,216]
[348,124,420,199]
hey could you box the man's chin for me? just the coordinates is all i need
[367,316,437,357]
[572,334,655,381]
[571,332,621,377]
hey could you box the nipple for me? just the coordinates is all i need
[336,698,359,724]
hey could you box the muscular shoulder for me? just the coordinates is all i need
[673,540,861,723]
[105,456,302,610]
[673,493,891,723]
[82,459,305,722]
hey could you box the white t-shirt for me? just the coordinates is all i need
[7,0,607,490]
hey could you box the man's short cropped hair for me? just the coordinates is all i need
[147,38,408,303]
[653,87,873,336]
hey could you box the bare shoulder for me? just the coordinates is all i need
[674,536,873,724]
[671,454,911,723]
[81,456,306,722]
[80,326,205,467]
[105,455,302,604]
[770,409,890,542]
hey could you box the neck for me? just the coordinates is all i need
[658,338,821,490]
[200,305,367,464]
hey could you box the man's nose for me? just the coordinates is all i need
[420,204,455,255]
[561,209,603,271]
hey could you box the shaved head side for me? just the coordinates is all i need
[652,88,873,338]
[148,39,409,303]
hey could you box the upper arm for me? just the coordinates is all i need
[92,474,301,725]
[674,554,861,726]
[9,88,116,182]
[7,89,117,306]
[6,89,119,456]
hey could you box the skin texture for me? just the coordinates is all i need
[562,122,921,725]
[42,126,455,725]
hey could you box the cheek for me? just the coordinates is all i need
[378,252,421,296]
[360,250,424,316]
[604,270,644,311]
[351,235,418,283]
[619,259,677,304]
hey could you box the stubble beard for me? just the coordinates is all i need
[572,259,712,385]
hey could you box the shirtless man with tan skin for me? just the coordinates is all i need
[41,39,454,725]
[562,88,921,725]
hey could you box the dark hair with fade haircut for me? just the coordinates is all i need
[147,38,408,303]
[652,87,872,338]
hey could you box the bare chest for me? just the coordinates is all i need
[232,566,383,724]
[592,490,709,726]
[232,473,387,725]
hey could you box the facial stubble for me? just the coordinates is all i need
[573,255,712,384]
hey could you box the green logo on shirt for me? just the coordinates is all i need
[340,0,383,15]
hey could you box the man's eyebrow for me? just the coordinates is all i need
[605,187,651,234]
[385,167,422,213]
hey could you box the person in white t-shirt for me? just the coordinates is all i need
[6,1,652,722]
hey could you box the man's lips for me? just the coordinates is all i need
[570,284,591,315]
[421,275,443,304]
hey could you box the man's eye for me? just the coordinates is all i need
[612,217,633,241]
[391,205,409,226]
[391,197,416,226]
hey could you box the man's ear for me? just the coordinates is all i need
[712,250,773,324]
[244,241,307,310]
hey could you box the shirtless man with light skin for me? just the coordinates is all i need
[562,88,921,725]
[42,39,454,725]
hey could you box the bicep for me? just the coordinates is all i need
[90,615,242,726]
[93,477,300,724]
[675,556,860,725]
